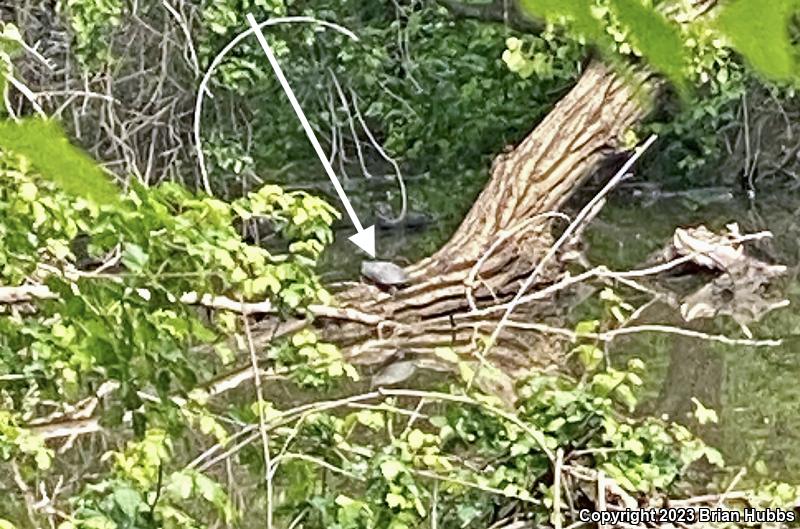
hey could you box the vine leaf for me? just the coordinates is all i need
[0,119,122,206]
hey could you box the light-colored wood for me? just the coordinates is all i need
[314,61,654,373]
[336,62,648,327]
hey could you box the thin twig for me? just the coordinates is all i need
[7,74,47,117]
[330,70,371,179]
[716,467,747,507]
[465,212,570,311]
[378,387,555,462]
[553,448,563,529]
[161,0,200,75]
[241,303,273,529]
[350,88,409,225]
[492,320,782,347]
[269,452,363,481]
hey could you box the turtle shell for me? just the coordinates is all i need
[361,261,409,286]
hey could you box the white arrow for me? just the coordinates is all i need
[246,14,376,258]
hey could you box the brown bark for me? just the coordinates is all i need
[300,61,654,373]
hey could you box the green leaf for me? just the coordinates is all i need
[614,384,638,411]
[168,471,194,500]
[717,0,798,81]
[601,462,637,491]
[385,492,406,509]
[113,487,143,519]
[317,342,338,356]
[575,319,599,336]
[0,23,23,54]
[380,459,405,481]
[545,417,566,432]
[327,361,344,377]
[194,472,221,503]
[18,181,37,201]
[610,0,689,92]
[458,362,475,384]
[574,344,603,371]
[282,289,302,308]
[520,0,608,43]
[0,119,122,206]
[626,372,643,386]
[292,209,308,225]
[355,410,385,431]
[434,346,459,363]
[691,397,719,425]
[335,494,356,507]
[627,358,645,372]
[623,438,645,456]
[407,429,425,450]
[291,330,316,347]
[199,415,217,435]
[34,450,52,470]
[704,447,725,467]
[121,243,149,273]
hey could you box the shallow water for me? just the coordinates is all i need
[323,184,800,483]
[588,187,800,484]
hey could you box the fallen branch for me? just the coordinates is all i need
[307,304,383,325]
[179,292,273,315]
[0,282,275,315]
[462,228,776,318]
[497,320,782,347]
[0,285,57,303]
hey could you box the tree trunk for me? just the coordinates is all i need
[29,63,655,439]
[297,61,654,375]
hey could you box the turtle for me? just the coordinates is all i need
[360,261,410,293]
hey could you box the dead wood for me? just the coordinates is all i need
[252,61,654,374]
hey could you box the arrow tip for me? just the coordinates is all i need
[348,225,376,258]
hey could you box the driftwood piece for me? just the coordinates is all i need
[650,223,789,335]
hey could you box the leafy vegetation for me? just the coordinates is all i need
[63,0,124,65]
[0,125,337,412]
[3,0,800,528]
[0,120,122,205]
[0,124,349,527]
[521,0,800,86]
